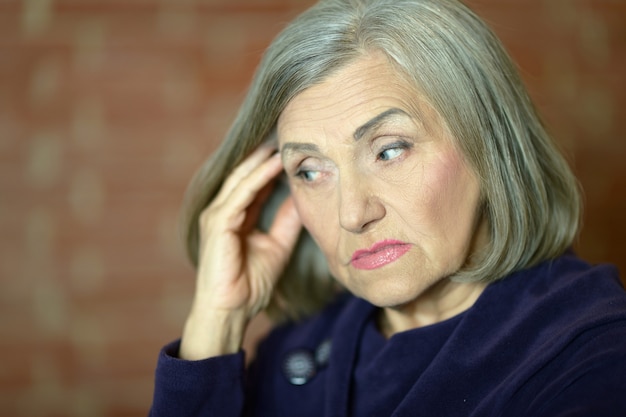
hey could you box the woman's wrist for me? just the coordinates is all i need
[179,307,248,360]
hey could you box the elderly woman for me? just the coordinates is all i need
[149,0,626,415]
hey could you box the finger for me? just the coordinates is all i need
[214,142,277,205]
[268,196,302,253]
[239,176,276,235]
[209,153,284,232]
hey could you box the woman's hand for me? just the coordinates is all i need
[179,144,302,360]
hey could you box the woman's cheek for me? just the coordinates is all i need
[292,193,321,235]
[292,191,336,253]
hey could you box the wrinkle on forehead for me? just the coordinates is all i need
[274,52,455,151]
[278,58,413,141]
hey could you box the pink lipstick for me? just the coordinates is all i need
[350,240,411,270]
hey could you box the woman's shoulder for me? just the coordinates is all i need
[493,253,626,415]
[484,250,626,316]
[467,250,626,376]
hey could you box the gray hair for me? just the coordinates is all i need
[182,0,581,321]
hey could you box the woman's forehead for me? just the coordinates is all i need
[276,55,426,142]
[276,92,452,155]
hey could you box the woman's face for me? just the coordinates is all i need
[277,52,486,309]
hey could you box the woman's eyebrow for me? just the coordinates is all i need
[280,142,320,157]
[280,108,411,156]
[353,108,411,141]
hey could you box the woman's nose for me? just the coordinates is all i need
[338,172,385,233]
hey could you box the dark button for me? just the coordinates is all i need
[282,349,316,385]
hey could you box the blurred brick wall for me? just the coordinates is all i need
[0,0,624,416]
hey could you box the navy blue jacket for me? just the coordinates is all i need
[149,253,626,416]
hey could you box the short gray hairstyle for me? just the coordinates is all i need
[182,0,581,321]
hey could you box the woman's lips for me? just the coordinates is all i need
[350,240,411,270]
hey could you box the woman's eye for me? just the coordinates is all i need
[377,142,409,161]
[295,168,320,182]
